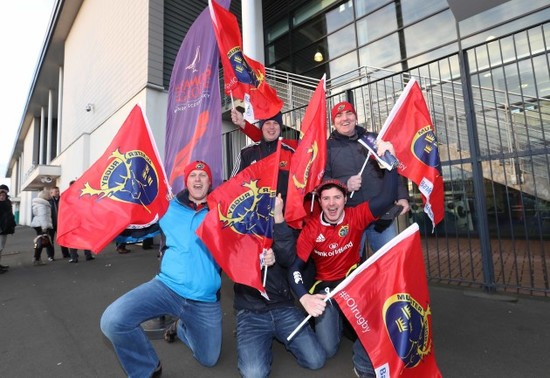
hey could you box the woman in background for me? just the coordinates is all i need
[30,189,55,265]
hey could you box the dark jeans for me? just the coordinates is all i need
[69,249,92,260]
[34,227,54,260]
[49,229,70,257]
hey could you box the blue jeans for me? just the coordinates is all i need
[360,222,398,258]
[100,278,222,377]
[315,301,374,377]
[236,307,325,377]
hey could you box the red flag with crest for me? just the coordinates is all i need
[331,223,442,378]
[209,0,283,121]
[57,105,170,253]
[284,76,327,229]
[378,78,444,229]
[196,141,281,297]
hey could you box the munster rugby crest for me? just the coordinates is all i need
[227,47,263,88]
[411,126,442,174]
[81,149,159,212]
[217,179,275,238]
[383,293,432,368]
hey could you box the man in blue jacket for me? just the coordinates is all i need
[101,161,221,377]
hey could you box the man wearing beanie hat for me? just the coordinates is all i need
[0,184,16,272]
[101,160,224,376]
[324,100,410,254]
[287,152,401,378]
[230,110,295,199]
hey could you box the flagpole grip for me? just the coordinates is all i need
[349,152,371,199]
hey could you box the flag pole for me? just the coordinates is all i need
[349,151,371,199]
[261,137,282,289]
[230,91,235,109]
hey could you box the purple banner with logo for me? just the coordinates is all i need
[164,0,231,194]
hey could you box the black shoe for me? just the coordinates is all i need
[0,264,9,270]
[164,320,179,343]
[86,255,95,261]
[151,361,162,377]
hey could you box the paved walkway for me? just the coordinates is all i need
[1,226,549,377]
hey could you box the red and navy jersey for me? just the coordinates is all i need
[297,202,376,281]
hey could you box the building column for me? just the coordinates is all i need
[57,66,63,157]
[241,0,264,63]
[47,90,53,164]
[39,107,45,165]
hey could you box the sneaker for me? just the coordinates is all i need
[0,264,9,270]
[34,260,46,266]
[69,259,78,263]
[164,320,179,343]
[86,255,95,261]
[48,257,55,262]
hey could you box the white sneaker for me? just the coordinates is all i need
[48,257,54,262]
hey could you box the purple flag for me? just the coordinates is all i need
[164,0,231,193]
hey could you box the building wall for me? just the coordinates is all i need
[61,0,150,147]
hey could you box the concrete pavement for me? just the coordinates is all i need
[1,225,549,377]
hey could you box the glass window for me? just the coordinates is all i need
[327,24,356,59]
[399,0,449,26]
[355,0,391,18]
[328,51,358,79]
[359,33,401,68]
[267,19,290,44]
[403,10,457,58]
[356,3,396,46]
[461,9,550,48]
[266,36,290,65]
[273,58,293,73]
[293,0,340,27]
[325,0,354,33]
[292,16,328,51]
[459,0,549,38]
[407,43,458,74]
[294,44,326,75]
[302,63,329,80]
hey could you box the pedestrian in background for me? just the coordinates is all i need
[49,186,70,258]
[0,184,16,273]
[30,189,55,264]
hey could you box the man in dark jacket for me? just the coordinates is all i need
[48,186,70,258]
[0,184,16,272]
[231,111,295,199]
[324,101,410,254]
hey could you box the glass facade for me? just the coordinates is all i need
[260,0,550,296]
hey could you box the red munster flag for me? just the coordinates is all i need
[285,75,327,229]
[209,0,283,121]
[332,223,442,378]
[196,141,281,297]
[57,105,170,253]
[378,78,444,229]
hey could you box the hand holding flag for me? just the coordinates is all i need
[196,140,282,297]
[377,78,444,229]
[209,0,283,121]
